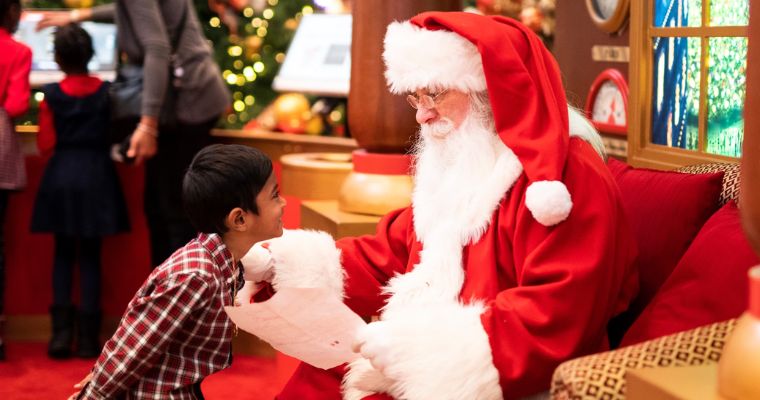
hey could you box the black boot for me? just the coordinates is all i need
[76,310,101,358]
[48,305,75,359]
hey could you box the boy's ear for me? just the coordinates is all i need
[225,207,248,232]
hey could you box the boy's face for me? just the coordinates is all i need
[248,171,286,241]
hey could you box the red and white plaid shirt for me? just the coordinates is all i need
[80,233,239,399]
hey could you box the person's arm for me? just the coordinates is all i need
[242,208,413,316]
[3,45,31,119]
[78,273,213,399]
[87,4,116,23]
[35,3,114,29]
[120,0,172,164]
[121,0,171,120]
[36,99,56,155]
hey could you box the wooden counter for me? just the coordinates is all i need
[15,126,359,159]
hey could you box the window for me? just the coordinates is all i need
[629,0,749,169]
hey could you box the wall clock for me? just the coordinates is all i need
[585,0,630,33]
[585,68,628,136]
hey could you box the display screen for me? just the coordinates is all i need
[14,11,117,73]
[272,13,351,96]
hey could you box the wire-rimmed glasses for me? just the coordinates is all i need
[406,90,449,110]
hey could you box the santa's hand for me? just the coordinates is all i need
[240,243,275,282]
[234,281,258,306]
[352,321,396,375]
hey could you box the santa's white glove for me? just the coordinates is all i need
[240,243,275,282]
[343,358,396,400]
[352,321,397,376]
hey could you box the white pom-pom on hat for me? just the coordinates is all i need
[525,180,572,226]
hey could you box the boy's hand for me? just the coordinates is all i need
[241,243,275,282]
[67,372,93,400]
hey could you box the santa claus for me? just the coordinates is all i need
[242,11,638,400]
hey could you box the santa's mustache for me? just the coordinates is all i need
[420,118,455,139]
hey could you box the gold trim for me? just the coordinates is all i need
[586,0,631,34]
[650,26,747,37]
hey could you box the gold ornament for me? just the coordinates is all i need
[305,115,325,136]
[64,0,93,8]
[273,93,310,134]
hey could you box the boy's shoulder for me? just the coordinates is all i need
[153,234,231,282]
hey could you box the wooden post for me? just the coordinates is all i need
[348,0,462,153]
[741,0,760,255]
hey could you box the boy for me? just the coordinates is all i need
[72,144,286,399]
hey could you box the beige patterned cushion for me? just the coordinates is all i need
[675,162,740,206]
[550,319,736,400]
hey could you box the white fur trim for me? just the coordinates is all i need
[568,106,606,160]
[264,229,345,301]
[240,243,274,282]
[383,21,486,94]
[525,180,572,226]
[412,142,522,248]
[343,302,502,400]
[342,358,395,400]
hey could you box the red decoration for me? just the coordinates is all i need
[585,68,629,136]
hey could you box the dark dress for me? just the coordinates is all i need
[31,81,129,237]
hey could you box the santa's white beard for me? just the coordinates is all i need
[411,110,512,243]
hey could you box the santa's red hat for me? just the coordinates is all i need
[383,12,572,226]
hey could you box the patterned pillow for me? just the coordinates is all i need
[676,162,740,206]
[551,319,736,400]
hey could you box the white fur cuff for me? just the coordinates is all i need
[346,302,502,400]
[265,229,345,301]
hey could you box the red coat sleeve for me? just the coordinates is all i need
[483,143,638,397]
[36,100,56,155]
[3,45,31,119]
[337,207,416,316]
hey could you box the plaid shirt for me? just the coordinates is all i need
[80,233,239,399]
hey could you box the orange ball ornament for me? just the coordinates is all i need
[274,93,310,134]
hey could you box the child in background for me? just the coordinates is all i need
[30,24,129,359]
[0,0,31,361]
[71,144,286,399]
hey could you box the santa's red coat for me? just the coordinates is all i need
[275,139,638,399]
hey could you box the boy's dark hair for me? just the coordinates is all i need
[183,144,273,234]
[0,0,21,32]
[54,24,94,74]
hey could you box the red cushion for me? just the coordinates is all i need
[620,201,759,346]
[607,158,724,315]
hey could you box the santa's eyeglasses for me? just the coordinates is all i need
[406,90,449,110]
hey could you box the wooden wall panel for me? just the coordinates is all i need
[553,1,629,110]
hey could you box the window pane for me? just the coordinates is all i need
[709,0,749,26]
[654,0,702,27]
[651,37,700,150]
[706,37,746,157]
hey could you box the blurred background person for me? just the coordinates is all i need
[0,0,31,361]
[31,23,129,360]
[38,0,230,268]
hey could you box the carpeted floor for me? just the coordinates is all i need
[0,342,284,399]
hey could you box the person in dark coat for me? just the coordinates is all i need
[31,24,129,360]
